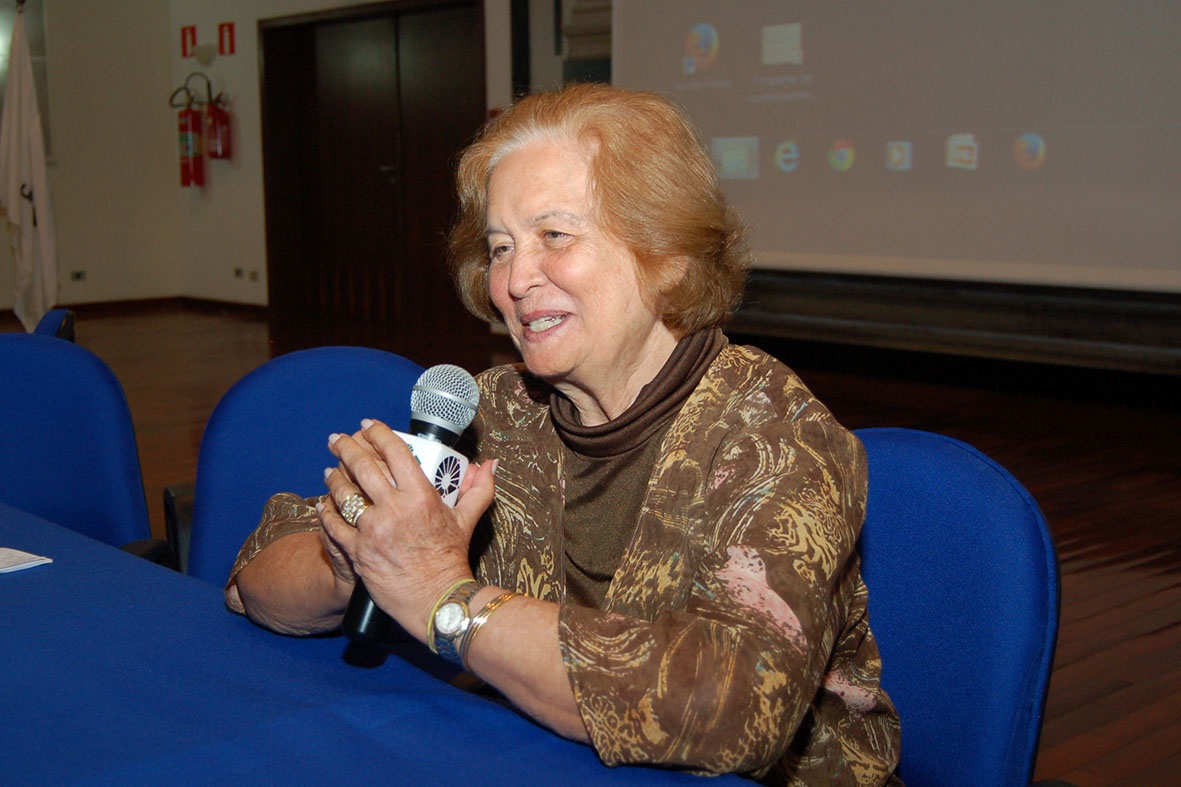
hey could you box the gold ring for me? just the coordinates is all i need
[339,493,370,526]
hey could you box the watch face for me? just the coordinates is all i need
[435,601,466,636]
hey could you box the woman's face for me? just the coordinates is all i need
[486,137,677,420]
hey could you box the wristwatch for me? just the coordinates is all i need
[431,580,481,665]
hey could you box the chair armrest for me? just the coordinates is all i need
[164,483,195,574]
[33,308,76,341]
[121,538,178,570]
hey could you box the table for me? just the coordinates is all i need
[0,504,743,785]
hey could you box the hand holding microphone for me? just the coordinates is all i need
[341,364,480,644]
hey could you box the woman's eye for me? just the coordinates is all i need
[489,244,512,262]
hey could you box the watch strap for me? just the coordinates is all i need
[428,579,481,662]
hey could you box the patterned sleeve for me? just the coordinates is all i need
[223,492,324,614]
[559,393,895,780]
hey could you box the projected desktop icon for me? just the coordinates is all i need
[684,23,719,74]
[829,139,855,172]
[762,23,803,66]
[1014,133,1046,170]
[712,136,760,180]
[946,134,979,170]
[774,140,801,172]
[885,141,913,171]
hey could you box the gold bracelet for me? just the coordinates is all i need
[459,591,519,670]
[426,578,479,654]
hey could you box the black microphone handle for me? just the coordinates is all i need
[342,424,463,644]
[342,579,394,644]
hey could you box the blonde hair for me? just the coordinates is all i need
[448,83,750,335]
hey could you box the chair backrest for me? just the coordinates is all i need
[185,346,424,585]
[855,427,1059,787]
[0,333,151,546]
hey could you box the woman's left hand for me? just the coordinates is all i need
[319,419,497,642]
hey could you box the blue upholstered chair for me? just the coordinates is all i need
[181,346,424,585]
[855,427,1060,787]
[0,333,156,552]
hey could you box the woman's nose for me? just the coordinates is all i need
[505,245,546,299]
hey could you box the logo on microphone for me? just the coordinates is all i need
[434,455,463,497]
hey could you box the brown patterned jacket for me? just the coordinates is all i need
[227,343,902,784]
[471,343,901,785]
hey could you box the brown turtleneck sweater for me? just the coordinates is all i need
[549,329,726,607]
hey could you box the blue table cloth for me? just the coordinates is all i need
[0,504,743,786]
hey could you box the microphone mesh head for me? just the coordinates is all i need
[410,364,480,433]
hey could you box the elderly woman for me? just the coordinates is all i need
[227,83,900,784]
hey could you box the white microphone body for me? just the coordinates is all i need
[391,431,469,508]
[342,364,479,646]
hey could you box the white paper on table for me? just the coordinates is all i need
[0,547,52,573]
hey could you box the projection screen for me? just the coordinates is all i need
[612,1,1181,295]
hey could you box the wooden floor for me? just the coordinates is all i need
[5,302,1179,784]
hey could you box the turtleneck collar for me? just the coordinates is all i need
[549,329,727,458]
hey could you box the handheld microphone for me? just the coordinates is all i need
[342,364,480,645]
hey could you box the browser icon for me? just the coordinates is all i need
[1014,133,1046,170]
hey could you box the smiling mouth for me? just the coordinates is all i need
[526,315,564,333]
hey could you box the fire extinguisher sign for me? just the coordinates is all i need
[181,26,197,58]
[180,23,236,58]
[219,23,236,56]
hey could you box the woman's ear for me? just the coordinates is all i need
[638,253,692,325]
[652,255,703,337]
[655,255,691,296]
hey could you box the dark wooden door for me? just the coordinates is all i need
[261,1,490,373]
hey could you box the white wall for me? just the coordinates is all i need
[5,0,182,308]
[528,0,564,92]
[167,0,516,306]
[2,0,524,311]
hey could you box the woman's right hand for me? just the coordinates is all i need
[319,420,498,644]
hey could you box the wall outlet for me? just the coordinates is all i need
[233,268,244,278]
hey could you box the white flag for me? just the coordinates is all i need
[0,11,57,331]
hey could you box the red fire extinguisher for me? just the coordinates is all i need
[178,99,204,188]
[205,92,232,160]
